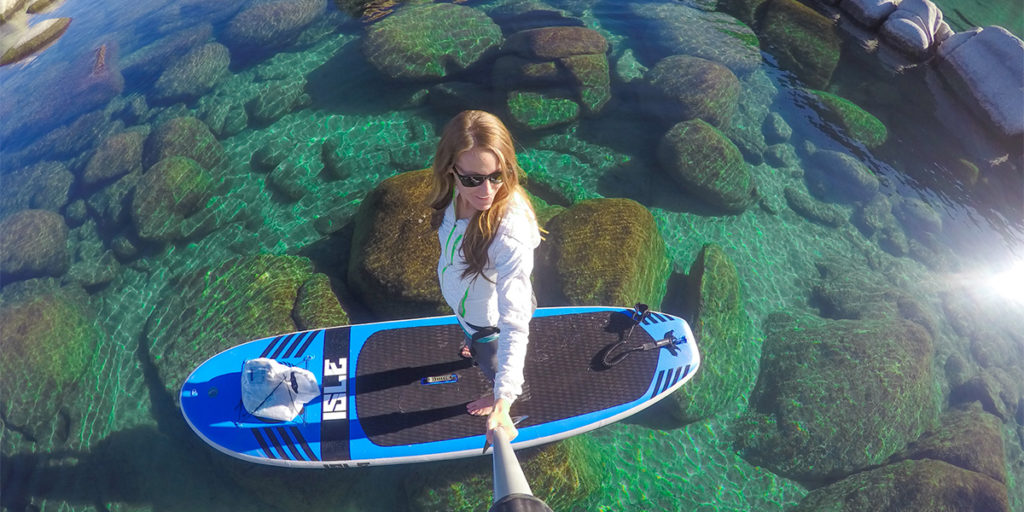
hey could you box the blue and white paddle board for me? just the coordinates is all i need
[180,306,699,468]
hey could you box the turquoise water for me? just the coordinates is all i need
[1,0,1022,511]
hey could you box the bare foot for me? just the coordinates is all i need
[460,344,472,359]
[467,395,495,416]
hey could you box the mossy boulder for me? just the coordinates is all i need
[810,258,901,320]
[362,3,502,80]
[503,26,607,60]
[152,42,230,103]
[83,130,147,187]
[894,404,1006,484]
[222,0,326,53]
[629,3,762,75]
[663,244,757,424]
[559,53,610,114]
[0,279,101,445]
[145,254,347,397]
[130,156,217,243]
[645,55,741,129]
[0,161,73,217]
[784,186,847,227]
[808,90,888,148]
[657,119,756,213]
[734,313,939,486]
[758,0,841,88]
[791,459,1009,512]
[535,198,668,309]
[144,116,226,171]
[247,77,309,125]
[294,273,349,330]
[348,169,446,319]
[507,90,580,130]
[405,436,600,511]
[0,209,69,282]
[893,196,943,236]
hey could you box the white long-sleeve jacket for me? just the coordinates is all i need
[437,191,540,404]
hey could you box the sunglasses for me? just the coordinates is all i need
[452,166,504,188]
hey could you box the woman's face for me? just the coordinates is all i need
[453,147,503,214]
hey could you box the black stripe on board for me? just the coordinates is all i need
[281,332,309,359]
[290,426,318,461]
[276,427,306,461]
[262,428,291,460]
[659,367,680,395]
[651,370,665,399]
[681,364,691,380]
[260,336,284,358]
[252,429,276,459]
[293,331,317,358]
[650,313,668,323]
[269,333,297,360]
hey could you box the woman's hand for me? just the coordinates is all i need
[486,397,518,444]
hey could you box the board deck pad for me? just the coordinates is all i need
[181,306,700,468]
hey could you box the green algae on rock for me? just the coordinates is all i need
[894,403,1006,484]
[0,209,69,282]
[0,279,101,446]
[83,130,147,187]
[404,435,600,512]
[791,459,1009,512]
[145,254,346,396]
[629,3,762,75]
[645,55,741,129]
[362,3,502,80]
[657,119,756,213]
[758,0,840,89]
[807,89,888,148]
[222,0,326,53]
[0,161,73,218]
[535,198,668,309]
[784,185,847,227]
[294,273,349,330]
[348,169,447,319]
[130,156,217,243]
[734,313,939,486]
[663,244,758,424]
[144,116,226,171]
[507,90,580,130]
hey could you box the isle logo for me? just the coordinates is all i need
[322,357,348,420]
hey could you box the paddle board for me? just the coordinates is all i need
[180,305,700,468]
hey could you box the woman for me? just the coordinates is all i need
[427,110,541,442]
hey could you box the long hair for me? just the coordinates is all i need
[426,110,533,279]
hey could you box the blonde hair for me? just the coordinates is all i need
[427,110,534,279]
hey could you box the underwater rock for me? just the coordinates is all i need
[144,116,226,171]
[0,210,69,282]
[82,130,146,187]
[152,42,230,103]
[427,81,496,112]
[840,0,898,28]
[894,403,1006,484]
[852,194,895,236]
[718,0,770,27]
[121,23,213,86]
[764,143,798,168]
[628,3,762,75]
[645,55,740,129]
[198,93,248,139]
[130,156,217,243]
[221,0,326,54]
[0,17,71,66]
[0,280,101,447]
[892,196,943,236]
[534,198,669,309]
[503,25,607,59]
[66,221,119,291]
[935,26,1024,138]
[0,161,72,218]
[810,258,900,320]
[661,244,757,424]
[348,169,447,319]
[507,90,580,130]
[362,3,502,80]
[657,119,755,213]
[404,435,600,511]
[790,459,1008,512]
[267,158,316,202]
[252,138,295,173]
[807,90,888,148]
[294,273,349,330]
[559,53,610,114]
[734,313,938,486]
[949,372,1011,421]
[784,186,847,227]
[85,170,139,234]
[145,254,345,397]
[613,48,646,83]
[758,0,841,88]
[803,147,880,203]
[762,112,792,144]
[879,0,948,59]
[247,77,308,125]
